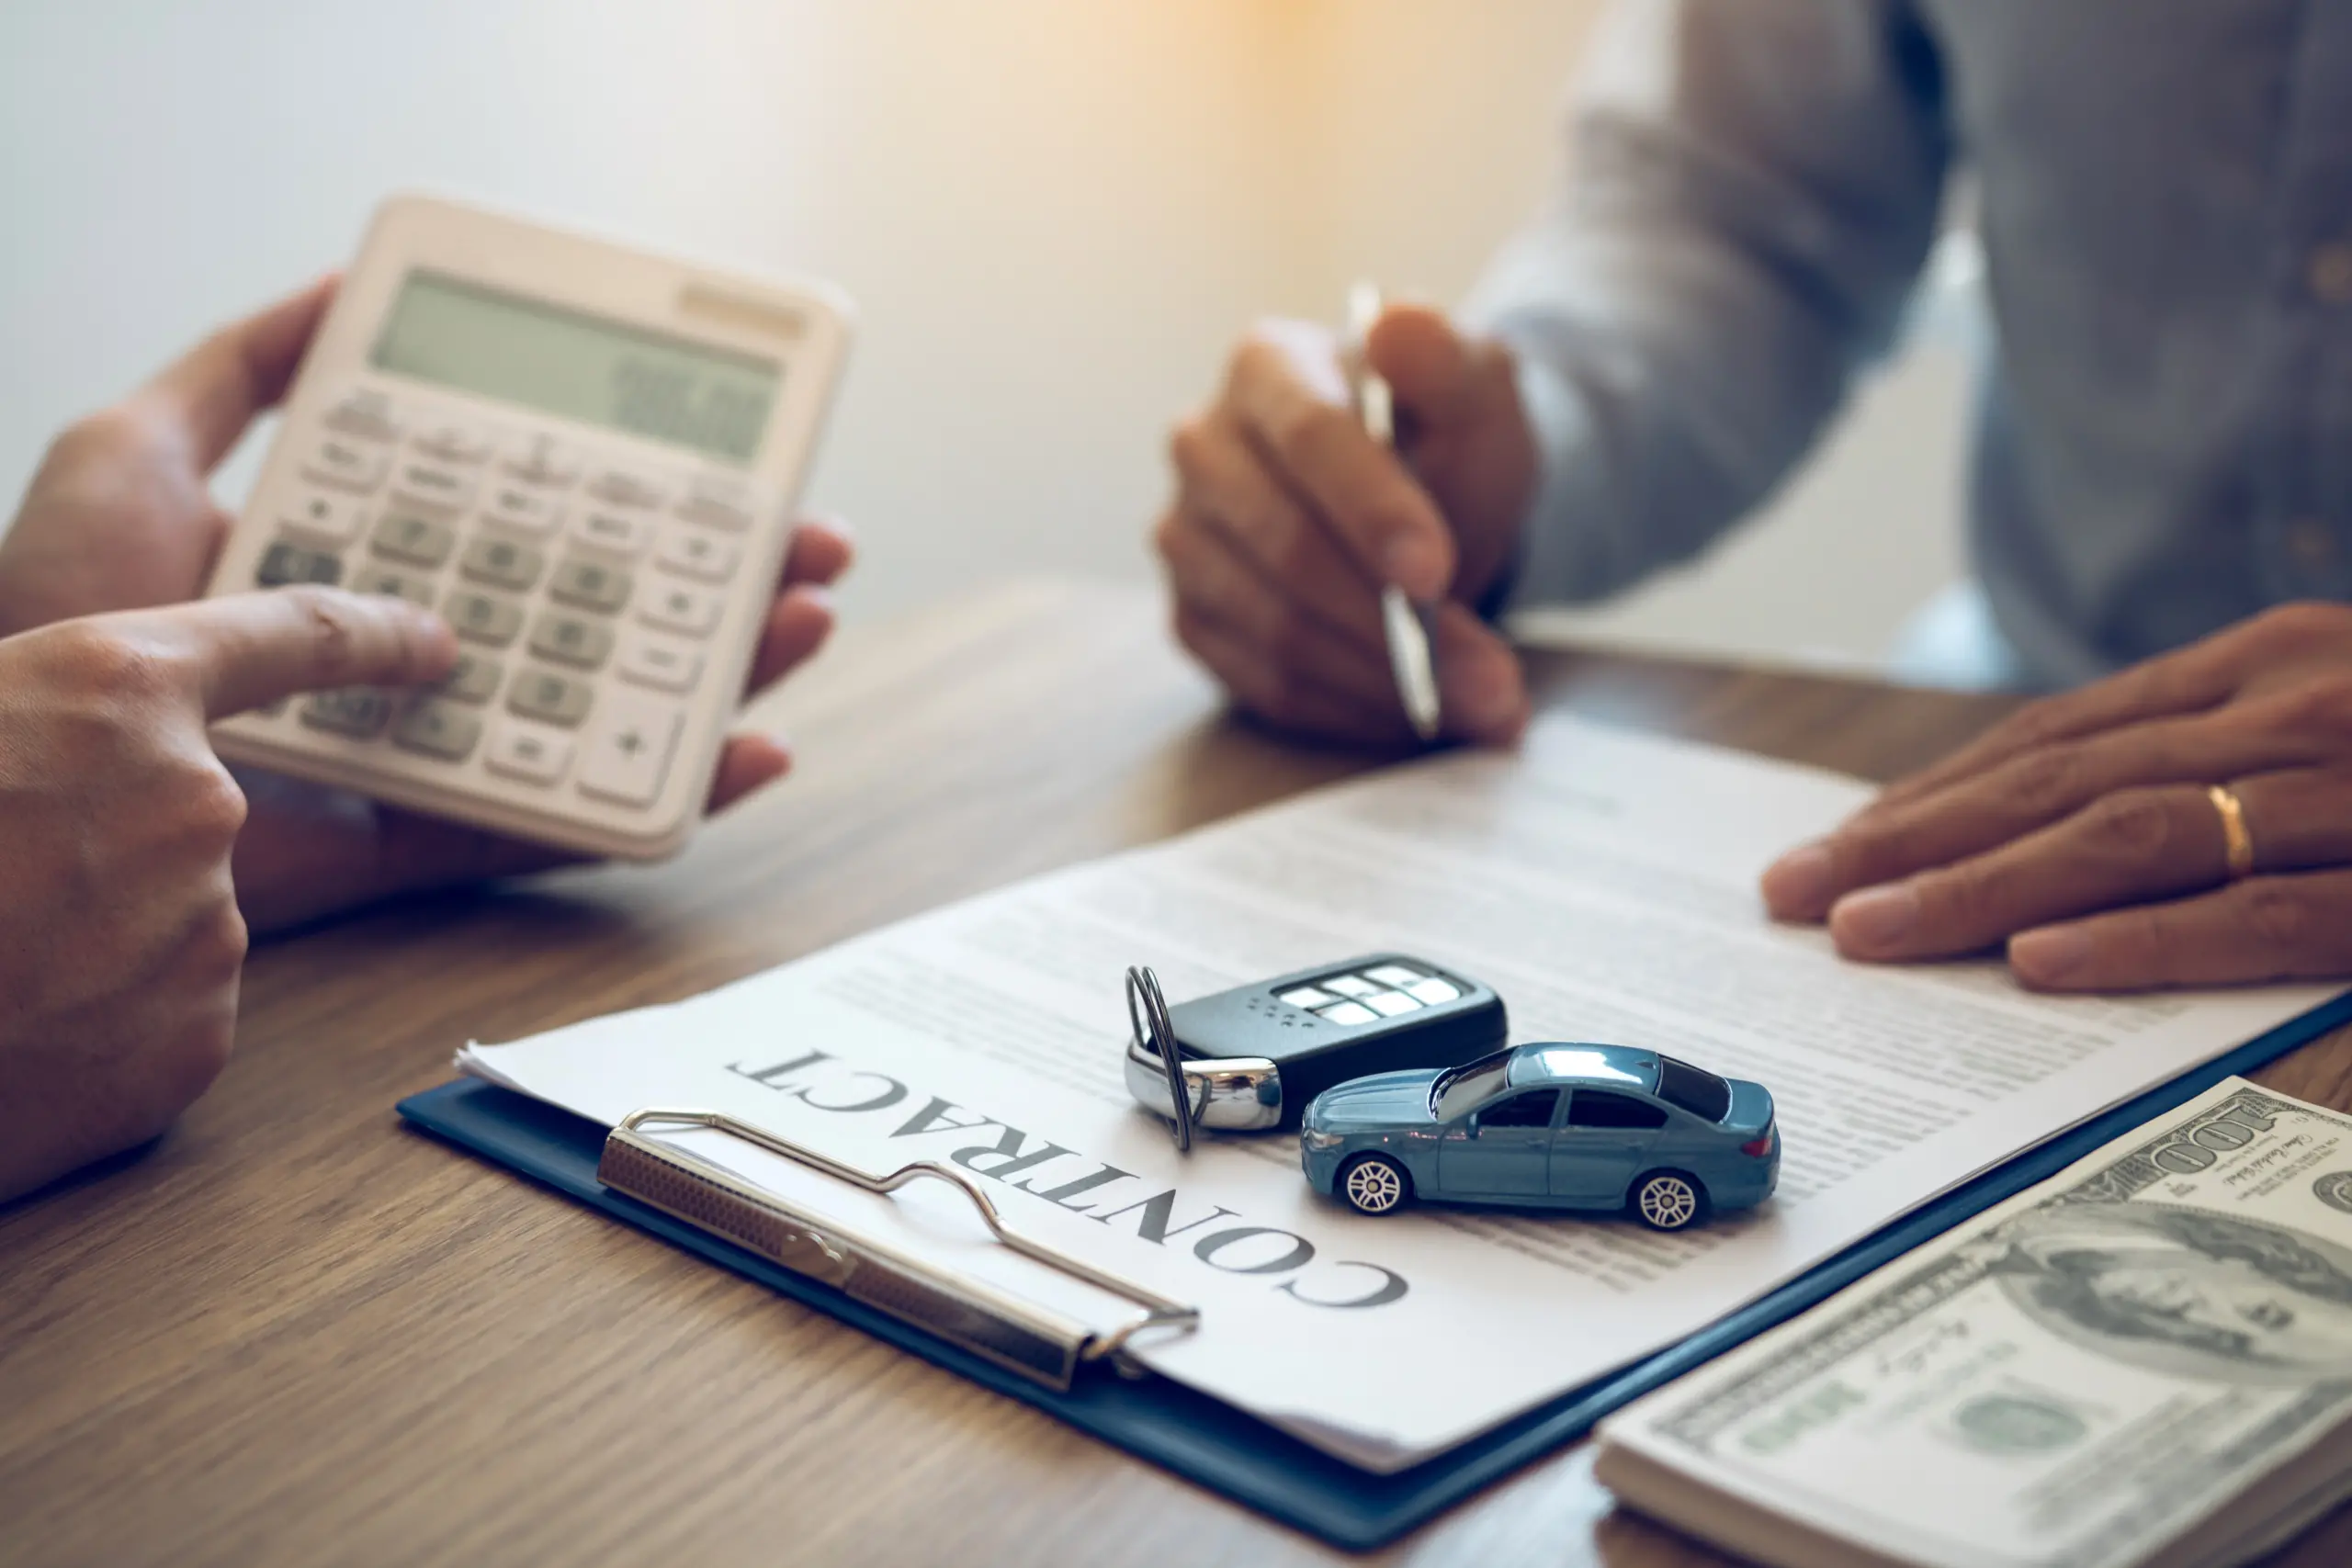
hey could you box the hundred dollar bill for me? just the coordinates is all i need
[1595,1077,2352,1568]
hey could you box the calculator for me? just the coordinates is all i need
[204,194,854,860]
[1123,955,1507,1150]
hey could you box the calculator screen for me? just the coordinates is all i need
[370,271,780,466]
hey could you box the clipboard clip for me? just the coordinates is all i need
[597,1108,1201,1392]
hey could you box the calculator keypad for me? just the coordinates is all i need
[237,379,778,821]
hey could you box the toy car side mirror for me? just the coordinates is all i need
[1464,1114,1480,1137]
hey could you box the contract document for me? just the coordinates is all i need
[461,715,2339,1472]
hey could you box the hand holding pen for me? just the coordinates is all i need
[1154,288,1539,746]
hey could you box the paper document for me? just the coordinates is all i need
[462,715,2338,1470]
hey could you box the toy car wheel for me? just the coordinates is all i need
[1340,1155,1411,1215]
[1632,1171,1708,1232]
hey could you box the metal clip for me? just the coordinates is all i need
[599,1107,1198,1391]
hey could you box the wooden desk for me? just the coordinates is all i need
[3,580,2346,1567]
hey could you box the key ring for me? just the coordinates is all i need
[1125,965,1195,1151]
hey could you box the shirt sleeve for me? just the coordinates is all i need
[1464,0,1951,609]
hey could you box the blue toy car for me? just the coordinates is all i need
[1298,1043,1779,1229]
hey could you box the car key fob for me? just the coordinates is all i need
[1124,954,1507,1150]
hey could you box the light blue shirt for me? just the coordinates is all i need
[1469,0,2352,690]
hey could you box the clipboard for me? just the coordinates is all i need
[399,990,2352,1551]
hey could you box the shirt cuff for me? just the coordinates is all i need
[1493,345,1602,615]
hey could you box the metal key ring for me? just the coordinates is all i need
[1125,965,1193,1152]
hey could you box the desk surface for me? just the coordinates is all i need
[4,580,2346,1568]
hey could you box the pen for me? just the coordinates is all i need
[1347,282,1442,741]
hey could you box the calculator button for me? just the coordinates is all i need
[1406,977,1461,1006]
[548,558,634,614]
[1323,975,1378,998]
[502,433,582,488]
[1364,964,1426,988]
[411,420,492,464]
[480,483,564,537]
[442,588,525,647]
[677,474,764,533]
[390,458,479,513]
[302,434,389,492]
[369,512,457,568]
[578,690,684,808]
[354,566,435,606]
[392,699,483,761]
[587,466,670,509]
[506,668,594,728]
[572,505,657,558]
[300,688,394,739]
[656,525,741,583]
[1318,1000,1378,1028]
[278,490,364,547]
[485,720,574,784]
[528,611,616,671]
[617,631,704,693]
[1365,990,1421,1018]
[323,385,402,442]
[460,535,545,592]
[639,581,723,637]
[435,652,503,705]
[256,541,345,589]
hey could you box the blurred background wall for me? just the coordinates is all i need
[0,0,1967,671]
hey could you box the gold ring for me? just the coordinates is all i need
[2208,784,2256,880]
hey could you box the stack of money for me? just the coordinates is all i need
[1595,1077,2352,1568]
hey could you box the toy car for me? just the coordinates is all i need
[1298,1043,1779,1230]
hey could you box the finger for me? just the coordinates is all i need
[2007,868,2352,991]
[1365,303,1484,434]
[1156,505,1403,715]
[2229,763,2352,871]
[743,584,836,695]
[1170,409,1385,654]
[130,587,455,719]
[780,515,854,589]
[130,276,338,472]
[1225,320,1455,599]
[1172,603,1410,743]
[1825,784,2232,963]
[1868,653,2252,825]
[707,732,793,813]
[1428,603,1531,745]
[1762,694,2339,920]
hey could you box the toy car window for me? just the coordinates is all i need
[1430,1050,1514,1121]
[1478,1089,1558,1129]
[1566,1091,1668,1131]
[1656,1055,1733,1122]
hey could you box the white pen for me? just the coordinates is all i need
[1347,281,1442,741]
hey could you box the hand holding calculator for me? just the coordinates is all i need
[206,195,854,860]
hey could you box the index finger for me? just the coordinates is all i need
[1225,321,1455,600]
[128,276,338,473]
[139,588,456,719]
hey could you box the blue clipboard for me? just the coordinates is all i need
[399,992,2350,1551]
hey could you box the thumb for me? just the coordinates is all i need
[133,588,456,719]
[130,275,339,474]
[1366,305,1484,431]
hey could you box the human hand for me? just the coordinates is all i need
[1760,604,2352,991]
[0,589,454,1201]
[0,280,855,936]
[1155,304,1537,745]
